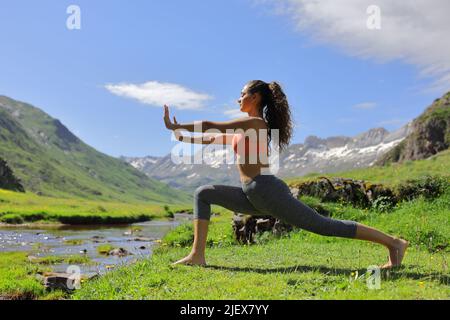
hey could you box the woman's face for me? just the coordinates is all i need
[237,84,259,113]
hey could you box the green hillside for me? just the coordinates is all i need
[0,96,191,204]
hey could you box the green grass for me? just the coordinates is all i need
[97,244,116,255]
[28,255,93,265]
[72,150,450,300]
[63,239,84,246]
[0,189,193,224]
[0,252,48,300]
[0,252,95,300]
[3,150,449,299]
[72,188,449,300]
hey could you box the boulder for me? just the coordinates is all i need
[291,176,397,208]
[40,272,98,292]
[108,247,131,257]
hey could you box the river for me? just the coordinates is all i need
[0,213,192,277]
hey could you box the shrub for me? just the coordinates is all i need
[395,175,449,201]
[371,196,395,213]
[163,205,174,218]
[0,214,24,224]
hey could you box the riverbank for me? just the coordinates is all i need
[0,189,192,225]
[0,215,192,299]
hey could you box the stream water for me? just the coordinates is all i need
[0,214,192,277]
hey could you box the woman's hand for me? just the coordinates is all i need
[163,104,179,130]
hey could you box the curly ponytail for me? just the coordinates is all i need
[246,80,294,154]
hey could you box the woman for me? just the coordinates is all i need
[163,80,408,269]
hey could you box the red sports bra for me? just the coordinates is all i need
[231,133,268,156]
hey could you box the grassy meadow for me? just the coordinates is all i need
[0,189,191,225]
[72,152,449,300]
[0,150,448,299]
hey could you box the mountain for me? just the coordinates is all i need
[121,124,412,193]
[0,95,191,204]
[376,91,450,165]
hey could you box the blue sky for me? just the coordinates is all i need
[1,0,448,157]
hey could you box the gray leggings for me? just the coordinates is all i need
[194,174,358,239]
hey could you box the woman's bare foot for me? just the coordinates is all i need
[380,238,409,269]
[171,253,207,267]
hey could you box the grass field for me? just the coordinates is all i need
[0,189,191,225]
[1,151,448,299]
[72,192,449,299]
[71,152,450,300]
[284,149,450,187]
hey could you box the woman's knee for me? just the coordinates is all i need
[193,185,215,221]
[194,185,214,201]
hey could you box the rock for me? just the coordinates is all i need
[42,273,78,291]
[0,157,25,192]
[255,218,273,233]
[289,175,448,208]
[108,248,131,257]
[377,91,449,164]
[92,236,105,243]
[41,272,98,292]
[232,213,258,244]
[232,213,294,244]
[291,176,396,208]
[289,187,300,199]
[272,219,293,237]
[132,237,155,242]
[27,255,39,263]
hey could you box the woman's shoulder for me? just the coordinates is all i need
[246,117,268,129]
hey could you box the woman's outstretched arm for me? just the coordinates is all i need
[164,105,263,133]
[175,131,235,145]
[173,117,261,133]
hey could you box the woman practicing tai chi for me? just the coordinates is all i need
[163,80,408,269]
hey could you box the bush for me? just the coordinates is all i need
[0,214,24,224]
[371,196,395,213]
[163,205,174,218]
[395,175,449,201]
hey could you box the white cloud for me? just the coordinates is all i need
[262,0,450,92]
[353,102,377,110]
[105,81,213,110]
